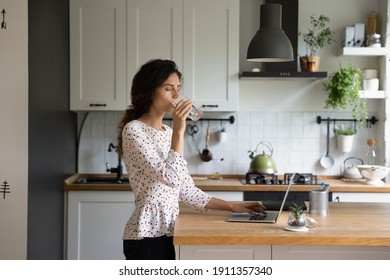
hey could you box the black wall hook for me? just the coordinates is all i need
[1,9,6,29]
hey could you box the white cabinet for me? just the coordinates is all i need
[182,0,239,111]
[65,191,135,260]
[128,0,239,111]
[272,245,390,260]
[179,245,271,260]
[70,0,127,111]
[127,0,183,107]
[205,191,243,201]
[71,0,239,112]
[332,192,390,202]
[179,245,390,260]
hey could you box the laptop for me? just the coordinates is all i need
[226,173,298,223]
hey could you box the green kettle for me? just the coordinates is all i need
[248,141,277,174]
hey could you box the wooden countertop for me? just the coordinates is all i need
[174,202,390,246]
[64,173,390,192]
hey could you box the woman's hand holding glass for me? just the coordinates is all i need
[171,96,203,121]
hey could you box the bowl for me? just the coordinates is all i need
[357,165,390,185]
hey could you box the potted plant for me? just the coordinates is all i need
[287,203,306,228]
[323,63,367,124]
[334,124,356,152]
[300,14,335,72]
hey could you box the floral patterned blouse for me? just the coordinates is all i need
[122,120,212,240]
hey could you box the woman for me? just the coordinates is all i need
[117,59,265,260]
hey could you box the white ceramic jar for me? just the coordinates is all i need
[363,78,379,91]
[362,69,379,91]
[363,69,378,79]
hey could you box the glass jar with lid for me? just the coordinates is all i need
[367,12,380,35]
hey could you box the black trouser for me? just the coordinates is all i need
[123,235,175,260]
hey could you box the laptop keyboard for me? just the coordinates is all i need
[249,214,268,220]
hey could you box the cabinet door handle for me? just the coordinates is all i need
[201,104,219,108]
[90,103,107,107]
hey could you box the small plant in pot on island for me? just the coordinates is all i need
[334,124,356,153]
[287,203,306,228]
[323,63,367,124]
[300,14,335,72]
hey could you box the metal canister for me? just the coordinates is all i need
[366,33,381,47]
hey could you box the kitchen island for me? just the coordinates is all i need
[174,202,390,260]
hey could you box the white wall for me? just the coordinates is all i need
[0,0,28,259]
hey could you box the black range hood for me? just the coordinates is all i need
[242,0,327,78]
[241,71,327,78]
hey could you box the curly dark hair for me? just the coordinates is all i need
[116,59,182,156]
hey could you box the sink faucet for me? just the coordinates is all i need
[106,143,123,181]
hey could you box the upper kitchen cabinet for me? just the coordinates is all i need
[128,0,239,112]
[182,0,239,111]
[127,0,183,108]
[70,0,127,111]
[71,0,239,112]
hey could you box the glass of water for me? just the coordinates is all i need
[171,96,203,121]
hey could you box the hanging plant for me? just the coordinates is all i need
[323,63,367,123]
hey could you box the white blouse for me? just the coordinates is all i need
[122,120,212,240]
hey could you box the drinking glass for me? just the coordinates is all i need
[171,96,203,121]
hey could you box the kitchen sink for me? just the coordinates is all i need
[75,177,129,184]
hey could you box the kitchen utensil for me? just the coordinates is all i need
[357,165,390,186]
[248,141,277,174]
[320,120,334,169]
[309,190,329,216]
[200,127,213,162]
[343,157,363,179]
[186,124,199,140]
[367,137,376,165]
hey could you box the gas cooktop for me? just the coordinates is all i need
[240,172,319,185]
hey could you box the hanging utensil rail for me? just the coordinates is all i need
[316,116,378,127]
[163,115,235,124]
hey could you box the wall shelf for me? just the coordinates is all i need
[338,47,388,56]
[359,90,386,99]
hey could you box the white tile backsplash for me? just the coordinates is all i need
[78,111,379,176]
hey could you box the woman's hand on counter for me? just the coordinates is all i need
[205,197,266,214]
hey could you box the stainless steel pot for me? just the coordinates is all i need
[248,141,277,174]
